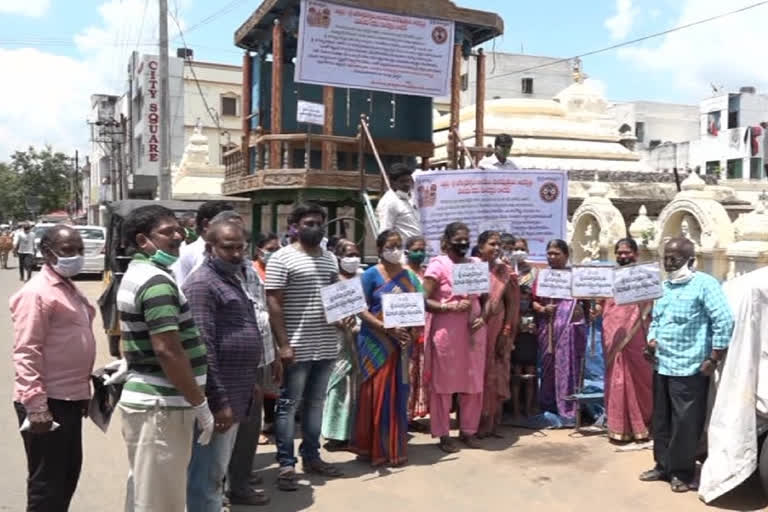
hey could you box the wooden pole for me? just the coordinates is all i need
[270,19,284,169]
[449,42,462,169]
[322,86,334,170]
[242,51,252,166]
[475,49,485,149]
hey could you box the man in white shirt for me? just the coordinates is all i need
[172,201,235,286]
[13,223,36,282]
[375,163,421,239]
[478,134,518,170]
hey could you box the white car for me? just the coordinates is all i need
[74,225,107,275]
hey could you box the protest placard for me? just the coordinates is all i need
[536,268,573,299]
[413,169,568,261]
[452,262,490,296]
[295,0,454,97]
[382,293,426,328]
[613,262,663,305]
[320,277,367,323]
[571,265,614,299]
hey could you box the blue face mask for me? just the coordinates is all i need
[211,256,242,276]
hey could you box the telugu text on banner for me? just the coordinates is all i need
[295,0,454,97]
[413,169,568,261]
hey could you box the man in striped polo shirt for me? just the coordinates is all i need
[116,205,215,512]
[266,203,344,490]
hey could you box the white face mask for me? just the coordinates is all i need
[511,250,529,262]
[667,261,694,284]
[395,190,411,201]
[381,248,403,264]
[52,253,84,278]
[339,256,361,274]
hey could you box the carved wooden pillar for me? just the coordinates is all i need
[322,86,334,170]
[449,42,462,169]
[242,51,252,144]
[475,48,485,149]
[270,20,284,169]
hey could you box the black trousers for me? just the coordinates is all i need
[652,372,708,483]
[18,253,33,280]
[15,399,86,512]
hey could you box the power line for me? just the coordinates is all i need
[134,0,149,54]
[168,10,221,129]
[486,0,768,81]
[179,0,250,37]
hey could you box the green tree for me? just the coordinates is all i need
[0,162,25,222]
[8,146,75,218]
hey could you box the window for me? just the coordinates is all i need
[727,158,743,179]
[460,73,468,92]
[750,157,764,179]
[728,94,740,129]
[521,77,534,95]
[136,135,143,168]
[635,122,646,143]
[705,160,721,176]
[221,96,238,117]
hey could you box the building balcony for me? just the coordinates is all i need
[223,130,432,196]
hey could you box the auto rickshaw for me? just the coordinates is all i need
[97,200,202,357]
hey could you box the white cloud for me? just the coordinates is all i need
[604,0,638,40]
[0,0,50,17]
[0,0,186,159]
[618,0,768,100]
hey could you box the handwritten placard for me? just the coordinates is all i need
[320,277,367,323]
[382,293,426,328]
[571,265,614,298]
[296,100,325,126]
[452,262,490,296]
[613,262,663,305]
[536,268,573,299]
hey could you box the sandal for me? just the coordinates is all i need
[670,477,690,493]
[303,458,344,478]
[323,440,349,452]
[437,436,459,453]
[276,468,299,492]
[459,433,482,449]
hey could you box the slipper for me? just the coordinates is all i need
[303,458,344,478]
[438,437,459,454]
[276,468,299,492]
[258,433,271,445]
[670,477,690,493]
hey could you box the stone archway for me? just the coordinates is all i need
[570,177,627,263]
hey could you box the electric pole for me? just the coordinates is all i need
[158,0,171,199]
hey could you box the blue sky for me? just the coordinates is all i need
[1,0,766,158]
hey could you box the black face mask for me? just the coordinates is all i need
[298,226,325,247]
[616,257,633,266]
[452,241,470,256]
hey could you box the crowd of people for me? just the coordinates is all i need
[9,154,738,511]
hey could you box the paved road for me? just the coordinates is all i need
[0,260,765,511]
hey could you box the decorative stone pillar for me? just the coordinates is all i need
[570,175,627,263]
[726,191,768,279]
[628,204,657,262]
[656,172,735,281]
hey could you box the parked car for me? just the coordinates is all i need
[74,225,107,276]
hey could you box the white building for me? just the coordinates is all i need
[85,94,122,224]
[86,50,244,216]
[609,101,699,150]
[434,52,575,114]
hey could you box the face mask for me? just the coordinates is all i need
[52,253,84,278]
[212,256,242,276]
[667,261,694,284]
[407,250,426,265]
[511,250,528,262]
[262,249,276,264]
[616,257,633,266]
[382,248,403,264]
[184,228,198,243]
[395,190,411,201]
[298,226,325,247]
[451,242,469,257]
[339,256,361,274]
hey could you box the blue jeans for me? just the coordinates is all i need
[275,359,334,468]
[187,423,239,512]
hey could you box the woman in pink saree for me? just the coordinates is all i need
[595,238,653,441]
[476,231,519,438]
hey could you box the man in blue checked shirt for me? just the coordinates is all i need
[639,237,734,493]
